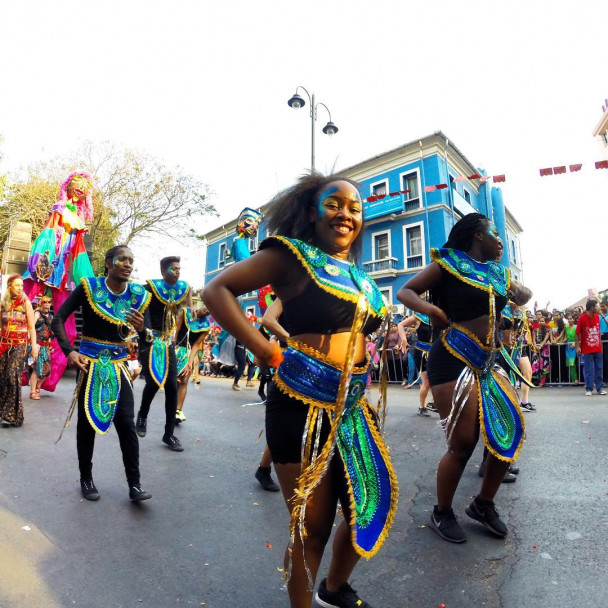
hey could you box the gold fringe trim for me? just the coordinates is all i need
[146,279,190,306]
[81,278,151,327]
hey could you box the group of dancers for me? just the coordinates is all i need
[1,169,534,608]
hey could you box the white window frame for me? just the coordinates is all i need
[399,168,422,210]
[370,178,389,197]
[371,229,391,261]
[462,186,471,204]
[245,305,256,317]
[218,242,227,268]
[248,233,259,253]
[380,286,393,307]
[402,221,426,269]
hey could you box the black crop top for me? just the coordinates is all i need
[435,268,508,322]
[259,236,385,337]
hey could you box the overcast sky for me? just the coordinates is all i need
[1,0,606,309]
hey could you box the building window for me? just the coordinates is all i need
[511,239,517,265]
[404,222,425,269]
[380,288,392,306]
[603,131,608,145]
[218,243,226,268]
[371,180,388,196]
[401,170,420,211]
[463,187,471,203]
[248,233,258,253]
[373,232,390,260]
[245,306,256,317]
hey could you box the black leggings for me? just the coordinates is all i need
[139,345,178,436]
[76,369,139,485]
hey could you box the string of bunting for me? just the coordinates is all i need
[364,161,608,202]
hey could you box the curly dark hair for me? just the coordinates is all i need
[443,213,490,251]
[264,172,363,261]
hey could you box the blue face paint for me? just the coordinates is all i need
[487,222,500,241]
[168,265,178,276]
[316,186,340,219]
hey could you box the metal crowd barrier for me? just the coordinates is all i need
[371,340,608,386]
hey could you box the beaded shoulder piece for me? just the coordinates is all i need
[147,279,190,306]
[82,277,151,326]
[260,236,387,318]
[431,248,510,296]
[184,308,211,333]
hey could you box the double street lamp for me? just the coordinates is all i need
[287,86,339,172]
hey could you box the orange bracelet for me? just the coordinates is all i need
[267,341,284,369]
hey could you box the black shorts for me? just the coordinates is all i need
[265,381,353,518]
[427,339,466,386]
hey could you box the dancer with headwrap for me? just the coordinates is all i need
[398,213,532,543]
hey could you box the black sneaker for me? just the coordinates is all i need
[129,484,152,501]
[465,497,508,537]
[429,506,467,543]
[162,434,184,452]
[136,414,147,437]
[417,407,431,417]
[255,466,280,492]
[426,402,438,413]
[520,402,536,412]
[509,464,520,475]
[258,388,266,401]
[315,578,372,608]
[80,478,100,501]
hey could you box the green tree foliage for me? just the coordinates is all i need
[0,141,215,273]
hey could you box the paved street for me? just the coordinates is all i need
[1,373,607,608]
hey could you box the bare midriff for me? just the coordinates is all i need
[290,332,367,365]
[457,315,495,345]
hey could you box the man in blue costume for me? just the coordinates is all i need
[136,256,193,452]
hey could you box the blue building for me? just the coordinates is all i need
[202,131,524,317]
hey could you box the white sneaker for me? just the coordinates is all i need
[598,390,607,396]
[585,391,593,396]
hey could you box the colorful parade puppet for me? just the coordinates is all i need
[231,207,275,315]
[23,171,95,391]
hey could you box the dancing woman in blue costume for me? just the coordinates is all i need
[398,214,532,544]
[203,174,397,608]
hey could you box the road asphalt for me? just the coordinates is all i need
[1,373,606,608]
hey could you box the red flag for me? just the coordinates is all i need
[424,185,436,193]
[400,190,411,194]
[468,172,482,180]
[553,166,566,174]
[596,160,608,169]
[389,192,400,197]
[367,195,378,202]
[539,168,553,176]
[377,194,386,199]
[436,183,448,189]
[569,164,582,172]
[493,175,506,183]
[479,176,491,183]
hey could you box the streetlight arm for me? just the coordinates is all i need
[315,102,333,123]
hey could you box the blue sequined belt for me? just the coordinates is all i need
[275,344,368,411]
[415,340,432,353]
[80,338,128,362]
[441,325,493,371]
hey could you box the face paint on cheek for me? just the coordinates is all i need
[316,186,339,219]
[168,266,177,276]
[487,223,500,241]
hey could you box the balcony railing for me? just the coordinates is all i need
[406,255,423,269]
[363,257,398,274]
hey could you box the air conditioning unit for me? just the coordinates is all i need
[390,304,405,315]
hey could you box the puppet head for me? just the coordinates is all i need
[57,171,94,222]
[236,207,263,238]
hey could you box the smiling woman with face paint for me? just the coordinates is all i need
[398,213,532,544]
[203,173,397,608]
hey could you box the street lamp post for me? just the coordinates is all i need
[287,86,338,172]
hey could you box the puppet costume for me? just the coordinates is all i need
[23,172,96,391]
[427,248,525,463]
[259,236,398,562]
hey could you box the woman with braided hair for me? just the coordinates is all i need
[398,213,532,543]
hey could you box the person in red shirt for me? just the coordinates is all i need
[575,299,606,396]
